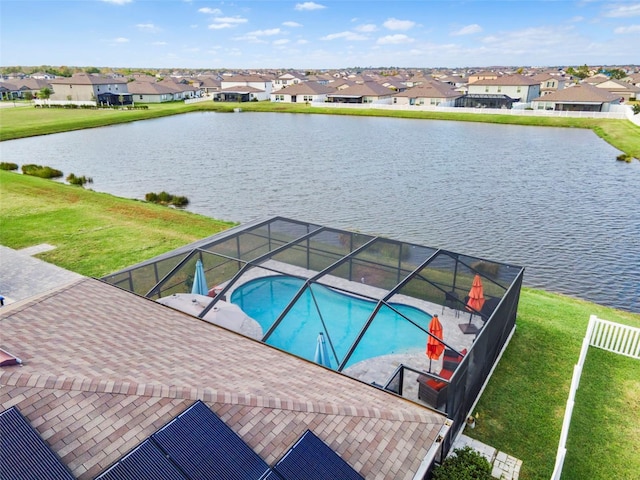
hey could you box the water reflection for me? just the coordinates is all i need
[2,112,639,312]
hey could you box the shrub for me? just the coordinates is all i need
[66,173,94,187]
[632,104,640,115]
[145,191,189,208]
[616,153,632,163]
[21,164,63,179]
[432,446,492,480]
[0,162,18,171]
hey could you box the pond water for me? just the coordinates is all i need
[2,112,639,313]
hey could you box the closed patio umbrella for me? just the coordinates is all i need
[426,314,445,372]
[314,332,331,368]
[460,274,485,334]
[191,259,208,296]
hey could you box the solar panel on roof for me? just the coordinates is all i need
[273,430,364,480]
[152,400,271,480]
[0,407,74,480]
[95,439,187,480]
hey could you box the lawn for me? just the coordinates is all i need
[1,101,639,159]
[1,171,639,480]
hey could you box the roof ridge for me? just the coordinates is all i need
[0,370,437,423]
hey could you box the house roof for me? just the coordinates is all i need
[328,81,394,98]
[127,81,177,95]
[0,278,447,479]
[531,83,621,103]
[49,73,128,86]
[393,82,462,99]
[272,82,335,96]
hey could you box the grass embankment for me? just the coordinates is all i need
[1,171,639,479]
[1,101,639,159]
[0,171,235,277]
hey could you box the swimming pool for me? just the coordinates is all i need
[230,275,433,369]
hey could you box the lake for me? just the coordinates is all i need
[3,112,639,313]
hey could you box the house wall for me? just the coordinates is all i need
[271,93,327,103]
[468,84,540,102]
[51,82,128,101]
[133,93,174,103]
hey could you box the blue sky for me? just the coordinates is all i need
[1,1,639,69]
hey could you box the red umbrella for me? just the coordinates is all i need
[466,274,485,314]
[426,314,445,372]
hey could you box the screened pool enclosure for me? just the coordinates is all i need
[103,216,524,450]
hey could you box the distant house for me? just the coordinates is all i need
[591,78,640,102]
[127,81,176,103]
[198,76,222,94]
[326,81,394,104]
[217,75,273,101]
[467,71,500,84]
[0,78,50,100]
[270,82,335,103]
[272,72,306,91]
[392,81,462,106]
[531,73,567,96]
[157,78,200,100]
[466,74,541,103]
[530,83,621,112]
[48,73,131,104]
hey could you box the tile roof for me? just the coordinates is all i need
[0,278,447,480]
[49,73,128,86]
[532,83,621,103]
[469,74,540,86]
[394,82,462,99]
[273,82,335,95]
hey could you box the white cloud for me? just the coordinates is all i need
[297,39,309,44]
[113,37,129,43]
[136,23,161,33]
[383,18,415,31]
[604,4,640,18]
[451,24,482,36]
[570,16,585,22]
[152,41,167,46]
[208,16,248,29]
[376,34,414,45]
[355,24,377,33]
[247,28,282,36]
[295,2,326,11]
[321,31,368,41]
[215,16,248,24]
[614,24,640,33]
[101,0,132,5]
[274,39,289,45]
[198,7,222,15]
[283,21,302,27]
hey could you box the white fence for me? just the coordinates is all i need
[310,101,632,120]
[551,315,640,480]
[184,96,212,105]
[33,99,97,107]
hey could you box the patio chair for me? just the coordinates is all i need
[442,291,460,317]
[416,373,448,409]
[442,348,467,371]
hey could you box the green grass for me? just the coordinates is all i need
[1,101,639,159]
[0,171,235,277]
[471,289,640,480]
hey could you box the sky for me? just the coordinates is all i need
[1,0,639,70]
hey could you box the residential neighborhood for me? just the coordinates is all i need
[1,65,639,114]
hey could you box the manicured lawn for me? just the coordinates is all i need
[471,288,640,480]
[0,171,235,277]
[1,101,638,159]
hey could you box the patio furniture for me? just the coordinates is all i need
[442,291,460,317]
[417,368,454,409]
[443,348,467,371]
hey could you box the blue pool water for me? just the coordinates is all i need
[230,275,433,369]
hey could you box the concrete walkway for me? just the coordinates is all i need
[452,433,522,479]
[0,245,84,306]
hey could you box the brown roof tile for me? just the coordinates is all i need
[1,278,447,479]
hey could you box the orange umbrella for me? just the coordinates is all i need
[466,274,485,314]
[426,314,445,371]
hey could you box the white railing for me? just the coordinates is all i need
[590,317,640,359]
[310,102,630,119]
[33,99,97,107]
[551,315,640,480]
[184,96,211,104]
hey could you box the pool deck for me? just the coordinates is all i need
[219,259,482,388]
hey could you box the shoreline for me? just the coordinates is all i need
[1,101,639,159]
